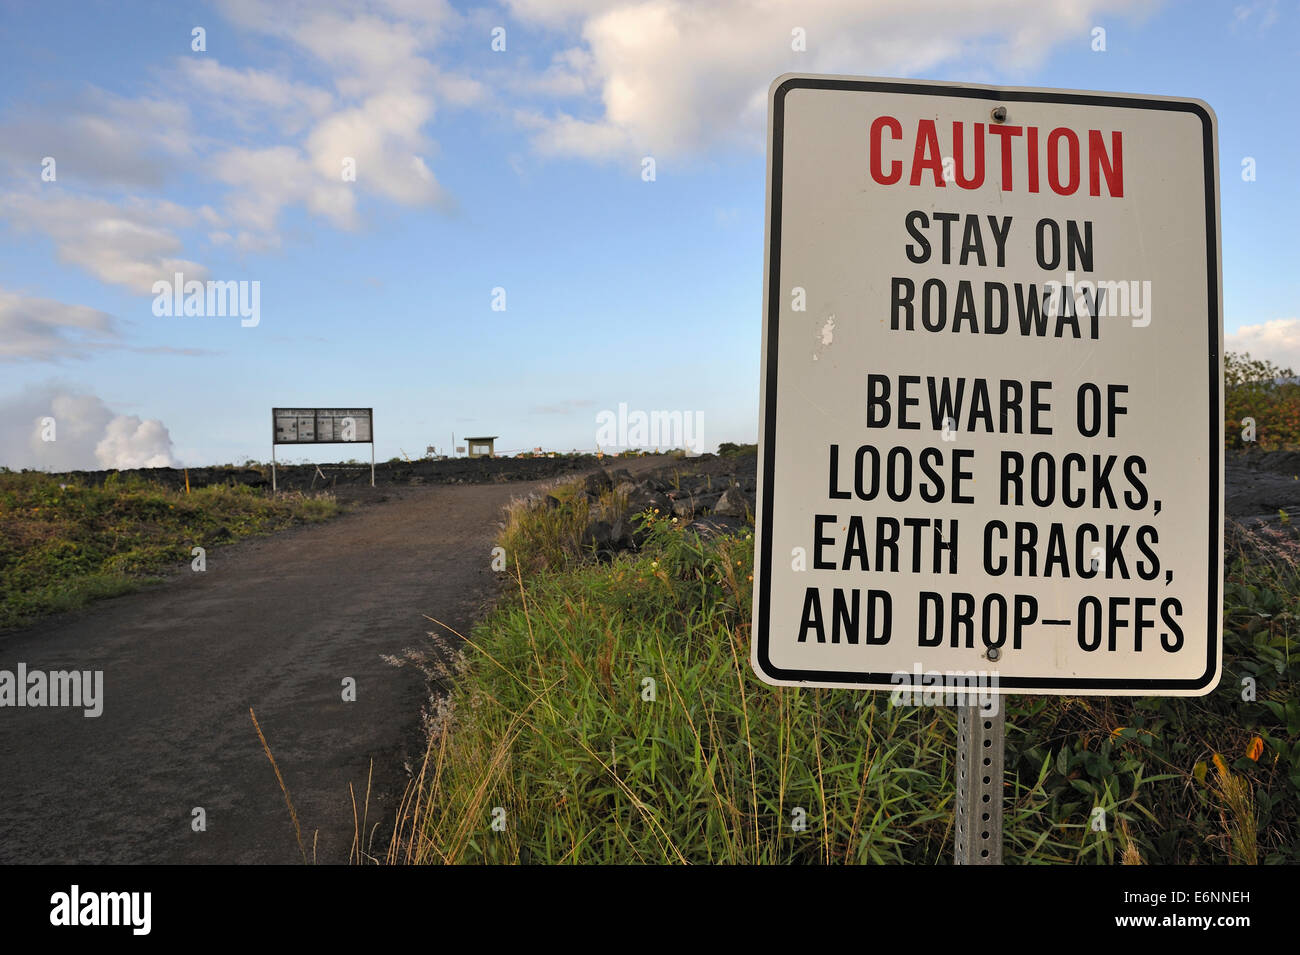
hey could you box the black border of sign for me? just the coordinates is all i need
[754,76,1221,693]
[272,408,374,445]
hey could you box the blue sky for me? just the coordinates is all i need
[0,0,1295,468]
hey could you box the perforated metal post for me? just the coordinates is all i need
[955,700,1005,864]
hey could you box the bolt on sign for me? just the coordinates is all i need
[751,75,1223,695]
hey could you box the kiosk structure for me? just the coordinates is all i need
[271,408,374,490]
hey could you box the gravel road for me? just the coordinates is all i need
[0,458,668,864]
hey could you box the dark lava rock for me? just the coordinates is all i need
[581,519,614,555]
[692,515,749,539]
[621,483,674,519]
[566,451,762,560]
[697,491,722,512]
[1225,451,1300,518]
[585,470,613,496]
[713,486,753,518]
[610,517,648,551]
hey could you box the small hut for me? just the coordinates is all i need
[464,436,498,459]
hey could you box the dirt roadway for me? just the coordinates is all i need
[0,457,669,865]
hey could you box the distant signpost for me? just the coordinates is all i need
[271,407,374,489]
[748,74,1222,862]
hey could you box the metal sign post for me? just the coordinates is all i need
[955,701,1005,864]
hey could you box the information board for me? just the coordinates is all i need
[272,409,372,445]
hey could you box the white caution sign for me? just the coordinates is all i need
[751,75,1223,696]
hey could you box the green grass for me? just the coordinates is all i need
[0,471,342,629]
[496,480,631,577]
[389,480,1298,865]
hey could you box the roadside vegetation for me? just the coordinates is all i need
[717,442,758,458]
[0,471,341,629]
[1225,350,1300,450]
[389,466,1298,865]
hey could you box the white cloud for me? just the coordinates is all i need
[0,286,211,363]
[177,58,335,133]
[0,89,194,188]
[305,90,447,207]
[0,385,178,470]
[1231,1,1279,30]
[0,289,117,361]
[432,70,489,107]
[210,145,356,231]
[192,0,465,242]
[504,0,1160,160]
[1226,318,1300,374]
[0,0,473,278]
[0,191,208,294]
[95,416,179,469]
[293,12,439,97]
[505,0,624,28]
[2,0,1140,296]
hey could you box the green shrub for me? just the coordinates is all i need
[0,473,342,629]
[1225,350,1300,450]
[716,442,758,457]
